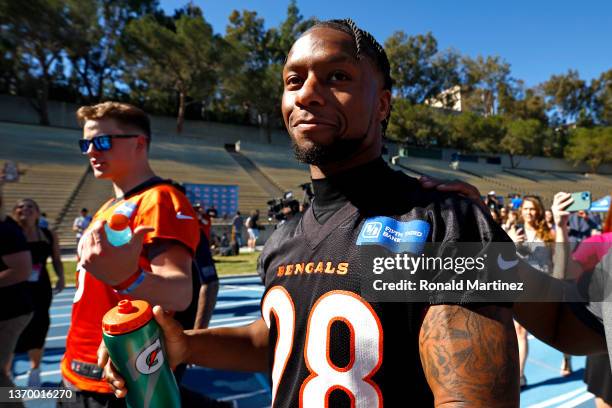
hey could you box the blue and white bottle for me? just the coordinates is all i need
[104,202,137,247]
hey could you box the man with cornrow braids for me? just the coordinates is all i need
[101,19,519,407]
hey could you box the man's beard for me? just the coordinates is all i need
[292,137,365,166]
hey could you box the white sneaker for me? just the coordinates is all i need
[27,368,41,387]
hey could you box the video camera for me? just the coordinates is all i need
[267,191,300,222]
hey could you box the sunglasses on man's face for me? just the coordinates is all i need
[79,134,142,154]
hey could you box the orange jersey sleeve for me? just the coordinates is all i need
[134,184,200,255]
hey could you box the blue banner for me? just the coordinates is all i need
[183,183,239,218]
[591,195,611,212]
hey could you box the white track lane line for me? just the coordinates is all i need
[218,389,268,401]
[555,392,594,408]
[527,387,587,408]
[215,300,260,309]
[14,369,61,381]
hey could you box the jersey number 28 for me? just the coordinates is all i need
[262,286,383,407]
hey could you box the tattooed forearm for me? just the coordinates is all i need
[419,304,519,407]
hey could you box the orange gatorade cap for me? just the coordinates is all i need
[109,213,130,231]
[102,300,153,335]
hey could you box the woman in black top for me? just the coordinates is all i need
[10,198,64,387]
[0,189,32,395]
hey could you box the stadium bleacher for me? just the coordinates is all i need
[239,141,310,197]
[54,170,113,249]
[1,123,275,249]
[149,136,272,216]
[0,122,87,241]
[395,156,529,201]
[396,155,611,206]
[2,120,610,252]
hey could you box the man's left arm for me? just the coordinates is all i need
[419,304,519,408]
[128,241,193,311]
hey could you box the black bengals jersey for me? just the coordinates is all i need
[257,158,515,407]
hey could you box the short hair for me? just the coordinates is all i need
[76,102,151,143]
[304,19,393,135]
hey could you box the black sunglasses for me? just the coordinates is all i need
[79,134,142,154]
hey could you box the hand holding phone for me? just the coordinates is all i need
[565,191,591,213]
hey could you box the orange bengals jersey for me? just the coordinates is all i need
[61,181,199,393]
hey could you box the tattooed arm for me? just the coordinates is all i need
[419,304,519,408]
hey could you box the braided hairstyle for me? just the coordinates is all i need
[305,18,393,136]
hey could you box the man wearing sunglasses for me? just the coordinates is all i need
[59,102,202,407]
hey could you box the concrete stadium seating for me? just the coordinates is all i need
[149,136,272,216]
[55,170,113,249]
[0,122,87,240]
[2,120,609,254]
[0,123,273,250]
[397,156,611,206]
[239,141,310,198]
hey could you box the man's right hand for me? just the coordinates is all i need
[97,305,191,398]
[418,176,488,212]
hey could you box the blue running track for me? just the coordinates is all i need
[12,276,596,407]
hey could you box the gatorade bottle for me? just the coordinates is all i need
[105,202,137,246]
[102,300,181,408]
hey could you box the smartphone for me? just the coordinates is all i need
[565,191,591,212]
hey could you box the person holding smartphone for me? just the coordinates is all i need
[553,191,612,408]
[507,195,568,385]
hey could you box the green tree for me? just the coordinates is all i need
[540,127,567,158]
[64,0,158,102]
[271,0,315,60]
[222,3,313,142]
[385,31,460,104]
[222,9,278,141]
[441,112,504,153]
[498,81,548,124]
[461,55,512,116]
[123,5,219,133]
[387,98,449,146]
[540,70,592,124]
[565,127,612,172]
[500,118,545,168]
[0,0,70,124]
[591,69,612,126]
[477,115,506,153]
[441,112,477,151]
[0,25,20,94]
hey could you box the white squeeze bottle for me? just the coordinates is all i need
[104,202,136,246]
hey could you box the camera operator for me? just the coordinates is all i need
[267,191,301,228]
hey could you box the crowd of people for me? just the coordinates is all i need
[0,192,66,393]
[485,190,611,405]
[0,17,610,408]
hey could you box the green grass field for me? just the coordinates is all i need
[50,251,259,286]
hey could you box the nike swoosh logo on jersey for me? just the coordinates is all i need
[497,253,519,270]
[176,212,194,220]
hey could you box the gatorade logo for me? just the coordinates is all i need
[135,338,164,375]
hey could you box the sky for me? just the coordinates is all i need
[159,0,612,88]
